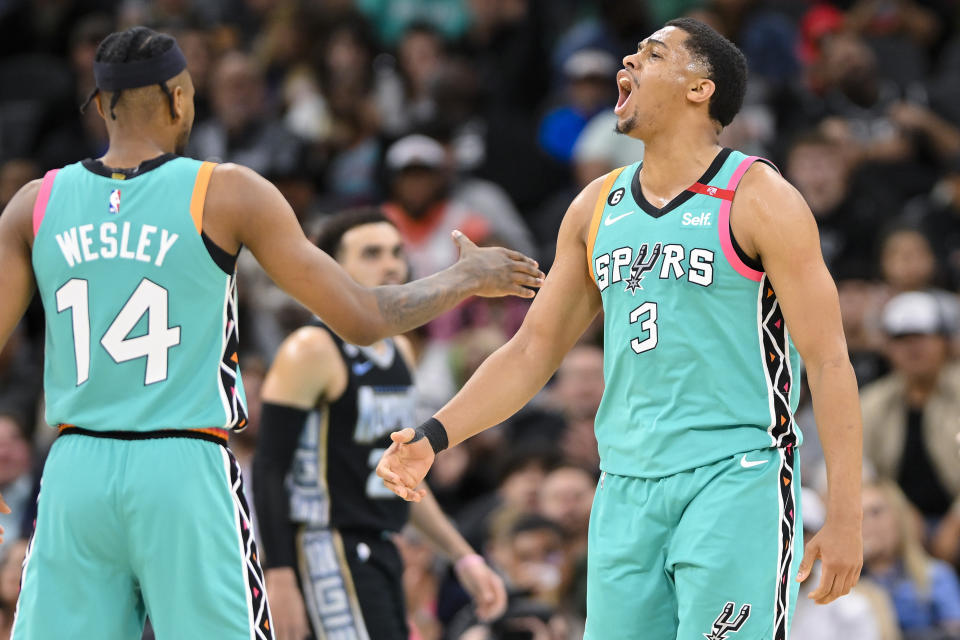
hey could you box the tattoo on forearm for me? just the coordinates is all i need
[374,271,471,334]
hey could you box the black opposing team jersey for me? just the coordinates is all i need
[288,323,415,533]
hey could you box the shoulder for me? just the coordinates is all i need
[205,163,281,212]
[565,170,622,231]
[207,162,270,195]
[277,325,342,367]
[264,325,347,406]
[734,161,808,222]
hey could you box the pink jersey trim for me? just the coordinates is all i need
[32,169,59,237]
[718,156,763,282]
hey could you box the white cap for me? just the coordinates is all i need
[563,49,617,79]
[385,134,446,171]
[881,291,956,337]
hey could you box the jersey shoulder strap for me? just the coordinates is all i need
[188,161,217,235]
[585,166,628,279]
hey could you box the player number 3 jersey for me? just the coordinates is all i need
[588,148,802,478]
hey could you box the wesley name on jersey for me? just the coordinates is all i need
[53,220,179,268]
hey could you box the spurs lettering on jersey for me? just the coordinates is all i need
[595,243,715,293]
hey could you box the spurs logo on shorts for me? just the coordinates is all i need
[703,602,750,640]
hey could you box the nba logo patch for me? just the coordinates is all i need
[108,189,121,214]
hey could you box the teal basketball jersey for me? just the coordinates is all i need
[31,156,248,433]
[587,148,802,478]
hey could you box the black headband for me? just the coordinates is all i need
[93,43,187,92]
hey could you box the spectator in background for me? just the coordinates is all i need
[538,466,593,558]
[880,225,942,295]
[382,133,535,281]
[571,109,645,186]
[509,343,604,473]
[374,22,447,137]
[0,539,28,640]
[0,415,33,542]
[861,480,960,638]
[538,465,595,621]
[903,157,960,290]
[784,129,883,280]
[313,13,382,204]
[793,487,902,640]
[861,292,960,562]
[537,49,617,164]
[187,50,303,176]
[452,513,573,640]
[396,526,443,640]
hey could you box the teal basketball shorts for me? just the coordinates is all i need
[13,429,273,639]
[585,446,802,640]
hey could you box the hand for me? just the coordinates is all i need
[889,101,933,132]
[376,428,435,502]
[265,567,311,640]
[0,492,9,545]
[451,230,544,299]
[796,517,863,604]
[455,556,508,622]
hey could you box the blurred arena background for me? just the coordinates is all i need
[1,1,960,638]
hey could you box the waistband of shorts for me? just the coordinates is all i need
[57,424,229,445]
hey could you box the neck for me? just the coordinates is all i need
[905,373,939,407]
[637,121,722,201]
[100,126,175,168]
[867,554,897,574]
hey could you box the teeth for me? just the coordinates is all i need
[618,77,631,92]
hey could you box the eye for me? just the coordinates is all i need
[650,51,662,59]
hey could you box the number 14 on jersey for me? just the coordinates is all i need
[56,278,181,385]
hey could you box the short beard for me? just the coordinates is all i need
[615,115,638,136]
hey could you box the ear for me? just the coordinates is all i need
[687,78,716,107]
[94,92,106,119]
[172,84,185,122]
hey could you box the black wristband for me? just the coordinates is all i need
[408,417,449,454]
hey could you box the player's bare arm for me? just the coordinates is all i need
[733,163,863,605]
[257,327,345,640]
[408,488,508,621]
[202,164,544,346]
[377,175,608,501]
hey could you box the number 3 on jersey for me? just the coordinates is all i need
[629,301,658,354]
[56,278,181,385]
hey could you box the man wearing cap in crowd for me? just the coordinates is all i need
[382,133,535,281]
[538,49,618,164]
[860,290,960,565]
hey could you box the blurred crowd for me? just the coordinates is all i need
[3,0,960,638]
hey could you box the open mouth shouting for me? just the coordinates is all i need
[615,70,633,115]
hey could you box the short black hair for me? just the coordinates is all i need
[509,514,566,540]
[314,208,395,259]
[666,17,747,127]
[81,26,179,120]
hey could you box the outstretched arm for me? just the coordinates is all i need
[409,488,507,621]
[205,164,543,345]
[734,164,863,605]
[377,176,607,500]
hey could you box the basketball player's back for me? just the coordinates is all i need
[33,155,246,433]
